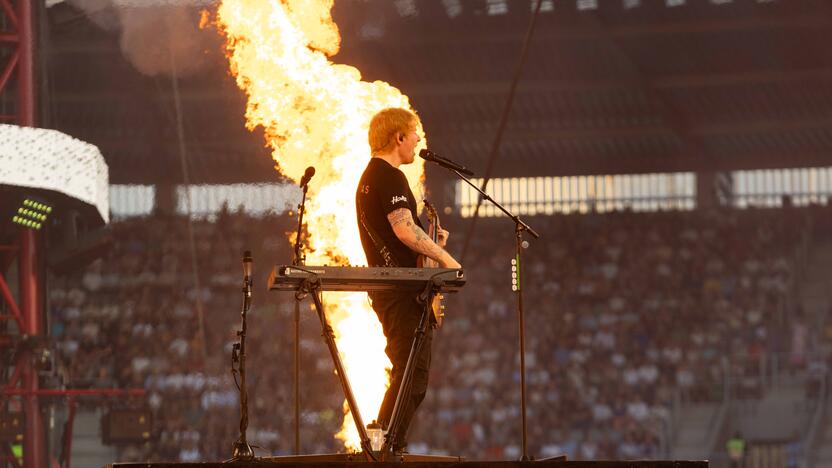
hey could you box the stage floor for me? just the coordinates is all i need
[107,456,708,468]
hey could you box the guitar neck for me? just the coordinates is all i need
[424,201,439,267]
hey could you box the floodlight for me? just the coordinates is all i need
[11,197,52,230]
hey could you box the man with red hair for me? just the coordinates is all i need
[356,107,461,454]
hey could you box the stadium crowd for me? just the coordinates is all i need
[47,203,824,461]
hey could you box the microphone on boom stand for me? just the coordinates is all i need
[292,166,314,455]
[230,251,254,461]
[419,149,475,176]
[294,166,315,265]
[300,166,315,190]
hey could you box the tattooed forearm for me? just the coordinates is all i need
[409,222,448,260]
[388,208,451,263]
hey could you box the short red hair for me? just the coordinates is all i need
[368,108,419,156]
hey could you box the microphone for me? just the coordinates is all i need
[419,149,474,176]
[299,166,316,189]
[242,250,252,281]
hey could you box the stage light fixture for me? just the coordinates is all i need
[11,198,52,230]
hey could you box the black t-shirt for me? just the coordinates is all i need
[356,158,424,267]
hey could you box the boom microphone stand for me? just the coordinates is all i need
[230,251,254,461]
[450,168,539,461]
[292,166,315,454]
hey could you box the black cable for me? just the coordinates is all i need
[460,0,545,262]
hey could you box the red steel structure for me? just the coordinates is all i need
[0,1,42,467]
[0,4,143,466]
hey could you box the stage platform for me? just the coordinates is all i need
[107,457,707,468]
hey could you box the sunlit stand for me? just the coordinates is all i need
[450,168,541,461]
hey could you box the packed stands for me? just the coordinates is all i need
[48,203,828,461]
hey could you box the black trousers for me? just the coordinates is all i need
[370,291,433,449]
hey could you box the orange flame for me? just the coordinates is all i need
[216,0,426,451]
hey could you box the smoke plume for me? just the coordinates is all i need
[66,0,217,77]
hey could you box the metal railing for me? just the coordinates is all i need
[801,378,827,468]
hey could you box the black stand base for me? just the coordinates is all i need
[230,441,254,461]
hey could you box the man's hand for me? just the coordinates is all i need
[434,228,461,268]
[436,227,449,247]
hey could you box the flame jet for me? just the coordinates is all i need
[217,0,427,450]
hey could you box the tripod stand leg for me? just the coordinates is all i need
[380,295,433,459]
[309,290,376,461]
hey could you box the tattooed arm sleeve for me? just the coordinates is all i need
[387,208,460,268]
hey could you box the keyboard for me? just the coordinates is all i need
[268,265,466,293]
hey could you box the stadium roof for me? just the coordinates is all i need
[44,0,832,184]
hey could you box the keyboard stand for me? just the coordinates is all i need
[289,273,448,462]
[299,275,377,461]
